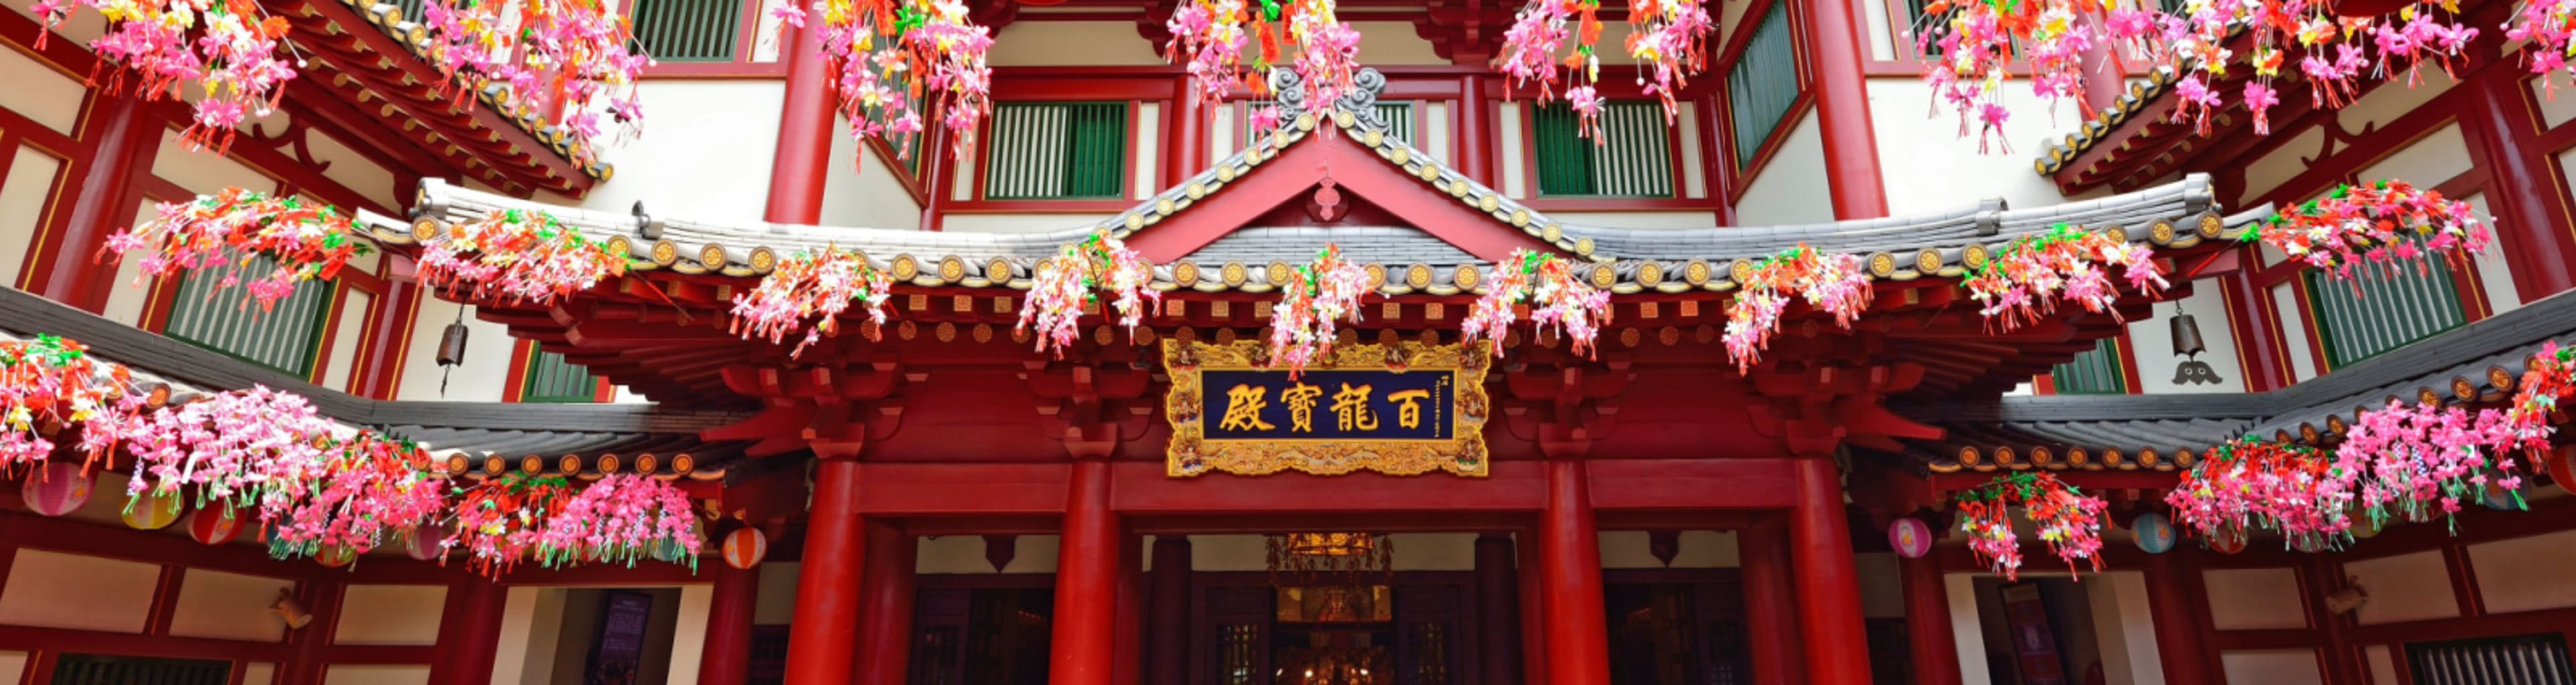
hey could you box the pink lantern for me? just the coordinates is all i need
[1887,517,1934,559]
[720,527,768,570]
[405,525,451,562]
[2207,526,2249,556]
[121,489,183,530]
[188,506,247,545]
[315,545,358,568]
[20,462,92,517]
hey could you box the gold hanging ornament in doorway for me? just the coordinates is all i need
[1267,533,1391,584]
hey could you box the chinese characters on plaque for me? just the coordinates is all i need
[1163,340,1491,477]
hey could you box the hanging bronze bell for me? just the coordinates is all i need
[435,321,470,366]
[2169,311,2207,358]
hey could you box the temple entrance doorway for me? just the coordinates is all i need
[1604,576,1750,685]
[912,586,1055,685]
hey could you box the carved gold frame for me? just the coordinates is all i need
[1163,339,1491,478]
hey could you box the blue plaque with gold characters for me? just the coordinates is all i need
[1163,339,1490,477]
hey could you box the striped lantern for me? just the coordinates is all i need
[1886,517,1933,559]
[720,527,768,570]
[121,490,183,530]
[2132,513,2176,554]
[189,506,248,545]
[2206,525,2249,555]
[315,545,359,568]
[405,525,451,561]
[20,462,93,517]
[651,521,700,563]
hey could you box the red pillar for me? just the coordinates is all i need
[698,560,761,685]
[2463,71,2576,299]
[1899,553,1963,685]
[2144,550,2215,685]
[1516,527,1549,685]
[2222,269,2292,392]
[766,17,835,225]
[786,459,867,685]
[1789,459,1874,685]
[1168,81,1207,185]
[40,91,155,311]
[1114,532,1143,685]
[858,520,918,685]
[280,578,345,685]
[1146,537,1192,685]
[1049,460,1119,685]
[1456,75,1492,185]
[1540,461,1610,685]
[1737,523,1803,685]
[1796,0,1889,219]
[1474,533,1521,685]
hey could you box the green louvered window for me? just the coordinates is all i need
[2049,337,2128,394]
[1532,101,1676,197]
[394,0,426,22]
[1727,6,1799,168]
[1242,101,1415,146]
[521,344,601,403]
[632,0,741,62]
[162,254,335,377]
[983,102,1128,200]
[2304,263,2467,370]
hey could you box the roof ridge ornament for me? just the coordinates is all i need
[1269,66,1389,129]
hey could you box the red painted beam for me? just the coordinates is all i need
[1110,460,1548,513]
[1121,134,1558,264]
[1585,459,1798,509]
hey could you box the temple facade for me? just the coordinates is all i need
[2,0,2575,684]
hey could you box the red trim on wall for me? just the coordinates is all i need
[500,338,536,403]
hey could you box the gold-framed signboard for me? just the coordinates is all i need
[1163,339,1491,477]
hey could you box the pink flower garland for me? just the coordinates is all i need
[2508,341,2572,458]
[448,473,576,576]
[1265,244,1372,376]
[1018,231,1159,358]
[799,0,994,166]
[30,0,297,154]
[1460,250,1613,358]
[258,435,447,558]
[534,474,700,569]
[1723,245,1872,372]
[2166,439,2355,547]
[102,188,372,313]
[729,249,894,358]
[1163,0,1360,113]
[419,208,632,307]
[2247,179,2493,282]
[1955,472,2108,580]
[2511,0,2576,99]
[1497,0,1713,140]
[1963,223,2166,331]
[0,335,136,468]
[421,0,651,164]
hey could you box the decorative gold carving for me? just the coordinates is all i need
[1163,340,1490,478]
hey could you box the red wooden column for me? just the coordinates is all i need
[1474,533,1521,685]
[2221,268,2292,392]
[1049,460,1120,685]
[1456,75,1492,184]
[1788,459,1874,685]
[428,574,505,685]
[1737,523,1803,685]
[1114,532,1143,685]
[858,520,918,685]
[38,91,156,311]
[2463,70,2576,299]
[1146,537,1193,685]
[1516,526,1550,685]
[280,578,345,685]
[697,558,761,685]
[1168,82,1208,185]
[1540,461,1610,685]
[1797,0,1890,219]
[765,15,835,225]
[2143,549,2215,685]
[1899,551,1962,685]
[785,458,867,685]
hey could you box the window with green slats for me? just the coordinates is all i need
[632,0,741,62]
[2049,337,2129,394]
[2304,263,2468,370]
[984,102,1128,200]
[162,254,335,377]
[1241,101,1415,146]
[1532,101,1676,198]
[1727,6,1799,168]
[395,0,425,22]
[521,343,602,403]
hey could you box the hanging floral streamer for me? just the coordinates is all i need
[1722,245,1872,372]
[1953,472,2109,580]
[102,188,372,312]
[257,435,447,558]
[533,474,700,569]
[1963,223,2166,331]
[1165,0,1361,114]
[448,472,578,576]
[730,249,895,358]
[2508,341,2573,456]
[2512,0,2576,98]
[420,0,651,163]
[0,335,133,468]
[2165,439,2354,547]
[419,208,633,307]
[2244,179,2494,282]
[1495,0,1715,140]
[1461,250,1613,358]
[1018,231,1159,358]
[30,0,298,153]
[785,0,994,166]
[1264,244,1372,376]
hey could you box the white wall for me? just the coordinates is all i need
[0,146,66,289]
[0,549,160,633]
[1865,78,2099,217]
[2345,550,2459,625]
[335,584,450,645]
[394,299,517,402]
[820,114,925,229]
[2202,568,2308,630]
[168,569,297,642]
[545,81,787,226]
[2469,529,2576,613]
[987,21,1165,66]
[2125,281,2246,394]
[1731,113,1835,227]
[2221,649,2324,685]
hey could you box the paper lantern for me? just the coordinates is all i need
[1887,517,1933,559]
[2206,525,2249,555]
[2553,447,2576,496]
[2482,481,2522,511]
[720,527,767,570]
[21,462,92,517]
[2347,505,2383,539]
[2133,513,2176,554]
[189,506,248,545]
[405,525,450,561]
[315,545,359,568]
[121,490,183,530]
[2291,534,2326,554]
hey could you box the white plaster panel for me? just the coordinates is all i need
[2273,283,2320,381]
[1133,102,1162,201]
[2127,282,2245,394]
[152,129,273,194]
[1499,105,1527,199]
[1211,104,1238,162]
[333,584,448,645]
[2366,645,2398,685]
[168,569,295,642]
[1598,531,1662,568]
[1423,102,1450,164]
[2345,550,2460,625]
[0,652,25,685]
[2341,70,2457,134]
[568,81,784,224]
[754,563,798,624]
[2242,127,2326,203]
[665,584,712,685]
[950,132,978,203]
[394,300,513,402]
[2,1,103,45]
[1676,531,1739,568]
[0,146,65,289]
[917,535,999,574]
[102,202,158,327]
[2537,76,2576,129]
[321,665,431,685]
[2202,568,2308,630]
[1864,78,2098,217]
[1864,0,1896,61]
[2220,649,2324,685]
[321,290,371,391]
[2086,571,2163,685]
[1676,101,1707,199]
[491,586,558,685]
[1389,533,1476,571]
[1003,535,1061,574]
[0,549,158,632]
[2459,195,2522,313]
[2357,124,2473,189]
[0,46,85,135]
[820,113,924,230]
[987,22,1163,66]
[1548,211,1719,229]
[942,214,1111,233]
[2469,529,2576,613]
[1348,21,1448,65]
[1190,534,1270,572]
[1856,553,1904,618]
[301,129,399,209]
[1731,113,1835,227]
[1945,574,1991,685]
